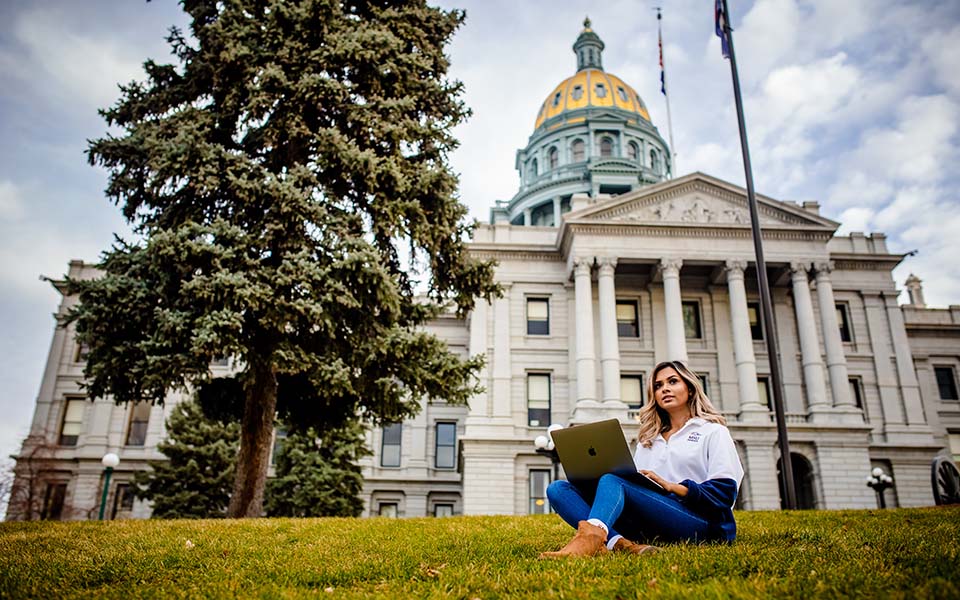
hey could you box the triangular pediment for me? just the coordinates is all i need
[569,172,838,230]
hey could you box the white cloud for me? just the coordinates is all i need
[856,95,959,183]
[836,206,874,233]
[921,24,960,96]
[0,180,26,220]
[4,8,146,113]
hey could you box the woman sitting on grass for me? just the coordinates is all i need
[540,360,744,558]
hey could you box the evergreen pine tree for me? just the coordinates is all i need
[134,401,239,519]
[67,1,498,517]
[265,422,368,518]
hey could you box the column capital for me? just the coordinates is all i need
[659,257,683,274]
[790,261,810,277]
[573,256,594,277]
[813,261,835,278]
[724,259,748,278]
[597,257,617,278]
[597,256,618,270]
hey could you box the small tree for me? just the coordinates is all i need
[265,421,368,518]
[6,441,59,521]
[134,401,239,519]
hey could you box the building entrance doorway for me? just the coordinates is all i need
[777,453,816,509]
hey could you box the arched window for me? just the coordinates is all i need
[548,147,558,169]
[552,92,562,107]
[600,137,613,158]
[627,142,639,161]
[571,85,584,101]
[650,149,659,173]
[530,158,538,180]
[571,139,585,162]
[595,83,607,98]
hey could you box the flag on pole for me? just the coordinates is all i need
[659,28,666,95]
[715,0,730,59]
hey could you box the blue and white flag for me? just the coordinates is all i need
[715,0,730,59]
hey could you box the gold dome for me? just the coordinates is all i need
[533,68,651,131]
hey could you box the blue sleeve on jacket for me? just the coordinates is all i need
[679,477,739,542]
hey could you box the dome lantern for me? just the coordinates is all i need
[574,17,604,71]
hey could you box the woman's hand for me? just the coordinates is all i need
[640,469,688,497]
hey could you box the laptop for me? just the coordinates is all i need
[550,419,666,494]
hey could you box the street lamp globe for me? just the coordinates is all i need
[871,467,883,478]
[534,435,549,450]
[101,453,120,469]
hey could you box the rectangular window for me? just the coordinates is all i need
[527,374,551,427]
[74,340,89,363]
[616,300,639,337]
[59,397,85,446]
[698,374,710,397]
[849,378,864,409]
[757,377,771,410]
[380,423,402,467]
[529,469,552,514]
[125,402,151,446]
[378,502,398,518]
[526,298,550,335]
[836,304,853,342]
[435,422,456,469]
[433,503,454,517]
[748,302,764,340]
[42,483,67,521]
[682,301,702,339]
[620,375,643,410]
[271,426,288,466]
[111,483,135,519]
[948,433,960,463]
[935,367,959,400]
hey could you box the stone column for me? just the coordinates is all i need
[813,262,857,421]
[726,260,765,421]
[466,301,490,419]
[660,258,687,362]
[885,292,928,428]
[552,197,561,227]
[862,291,906,429]
[574,258,598,405]
[491,284,512,419]
[597,257,623,405]
[790,262,830,420]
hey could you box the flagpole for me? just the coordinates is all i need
[656,8,678,177]
[718,0,797,509]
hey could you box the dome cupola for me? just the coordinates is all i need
[491,19,673,227]
[574,17,604,71]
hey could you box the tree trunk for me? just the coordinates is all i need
[227,363,278,518]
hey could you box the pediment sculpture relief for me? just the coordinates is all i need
[613,195,751,224]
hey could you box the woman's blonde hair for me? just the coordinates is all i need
[637,360,725,448]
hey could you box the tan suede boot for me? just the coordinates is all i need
[612,537,660,556]
[539,521,608,559]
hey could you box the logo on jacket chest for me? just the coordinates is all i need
[687,432,701,443]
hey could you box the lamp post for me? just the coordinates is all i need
[866,466,893,509]
[98,452,119,521]
[533,424,564,482]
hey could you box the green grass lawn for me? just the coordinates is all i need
[2,507,958,599]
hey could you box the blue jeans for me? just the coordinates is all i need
[546,474,711,544]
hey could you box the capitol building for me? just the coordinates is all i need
[9,22,960,521]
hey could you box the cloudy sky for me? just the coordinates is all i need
[1,0,958,463]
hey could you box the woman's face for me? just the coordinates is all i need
[653,366,691,414]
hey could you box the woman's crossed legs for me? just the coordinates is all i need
[546,473,711,545]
